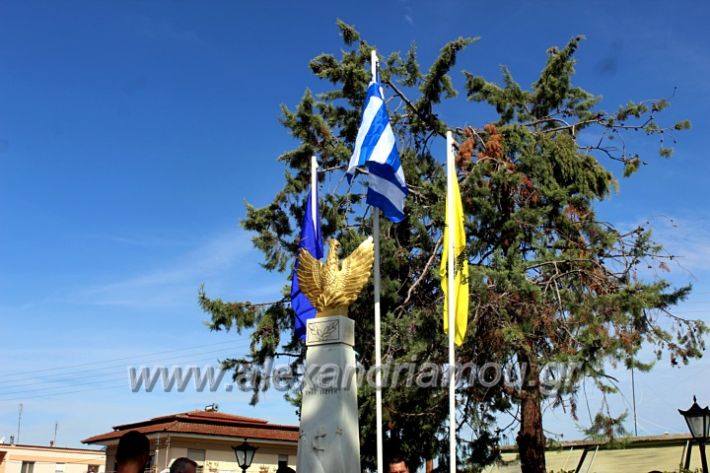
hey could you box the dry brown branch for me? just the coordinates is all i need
[396,236,443,315]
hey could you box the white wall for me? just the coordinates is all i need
[103,438,296,473]
[166,439,296,473]
[0,446,105,473]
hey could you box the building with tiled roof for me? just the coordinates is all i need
[83,408,298,473]
[0,443,105,473]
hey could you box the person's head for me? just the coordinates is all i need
[275,461,295,473]
[170,458,197,473]
[388,455,409,473]
[116,431,150,468]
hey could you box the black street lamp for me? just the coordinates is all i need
[679,396,710,473]
[232,439,258,473]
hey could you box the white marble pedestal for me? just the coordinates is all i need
[296,315,360,473]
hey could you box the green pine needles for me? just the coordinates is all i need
[199,21,706,473]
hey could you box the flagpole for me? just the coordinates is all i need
[446,130,457,473]
[370,49,385,473]
[311,155,318,227]
[374,207,384,472]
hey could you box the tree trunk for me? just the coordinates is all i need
[516,356,546,473]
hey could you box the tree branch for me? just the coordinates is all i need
[383,77,446,138]
[395,237,443,315]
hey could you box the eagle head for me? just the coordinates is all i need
[327,239,341,262]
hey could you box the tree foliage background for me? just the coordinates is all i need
[199,21,705,472]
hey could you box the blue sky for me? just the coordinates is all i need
[1,0,710,450]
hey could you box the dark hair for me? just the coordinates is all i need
[387,455,408,466]
[116,431,150,464]
[170,458,198,473]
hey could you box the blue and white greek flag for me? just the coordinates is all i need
[347,79,408,222]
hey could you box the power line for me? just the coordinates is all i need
[0,359,249,402]
[0,339,242,382]
[0,345,247,391]
[0,348,250,399]
[0,361,225,399]
[0,383,138,402]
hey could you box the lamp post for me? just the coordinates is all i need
[232,439,258,473]
[679,396,710,473]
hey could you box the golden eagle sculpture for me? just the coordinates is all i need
[297,237,375,317]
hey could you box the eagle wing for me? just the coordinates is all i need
[335,236,375,306]
[297,248,324,311]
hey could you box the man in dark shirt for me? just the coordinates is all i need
[116,431,150,473]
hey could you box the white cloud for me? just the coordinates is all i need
[72,229,255,308]
[648,215,710,274]
[83,232,194,248]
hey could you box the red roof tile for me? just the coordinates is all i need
[82,411,298,445]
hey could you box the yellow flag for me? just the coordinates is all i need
[440,163,469,346]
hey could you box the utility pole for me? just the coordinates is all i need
[631,364,638,436]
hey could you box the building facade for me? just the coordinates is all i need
[0,444,105,473]
[485,433,704,473]
[83,409,298,473]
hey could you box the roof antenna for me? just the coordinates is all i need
[16,404,23,445]
[51,421,58,447]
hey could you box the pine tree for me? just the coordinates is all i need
[200,22,705,473]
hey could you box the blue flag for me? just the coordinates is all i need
[347,78,408,222]
[290,187,323,340]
